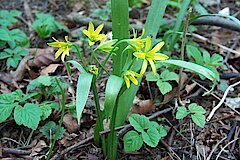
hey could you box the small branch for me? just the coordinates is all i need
[2,147,31,155]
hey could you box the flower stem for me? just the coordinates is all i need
[47,78,66,160]
[73,44,87,71]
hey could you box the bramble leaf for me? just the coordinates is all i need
[146,72,160,81]
[123,130,143,152]
[157,80,172,95]
[40,121,65,140]
[160,70,179,82]
[191,113,206,128]
[129,114,150,132]
[176,106,189,119]
[188,103,206,115]
[142,128,160,147]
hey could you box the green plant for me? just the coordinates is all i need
[40,121,65,140]
[90,1,111,21]
[129,0,145,8]
[146,70,179,95]
[176,103,206,128]
[123,114,167,152]
[0,46,29,68]
[32,13,69,39]
[0,10,21,27]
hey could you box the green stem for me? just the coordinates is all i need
[47,78,66,160]
[93,53,110,76]
[73,44,87,71]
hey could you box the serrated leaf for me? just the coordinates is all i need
[0,28,11,41]
[40,104,52,120]
[0,103,17,123]
[76,73,93,124]
[149,121,167,138]
[37,76,53,86]
[160,70,179,82]
[186,45,203,65]
[14,103,42,130]
[0,93,15,103]
[188,103,206,114]
[40,121,65,140]
[129,114,150,132]
[176,106,189,119]
[142,128,160,147]
[191,113,206,128]
[157,81,172,95]
[146,72,160,81]
[104,75,124,120]
[163,60,217,81]
[123,130,143,153]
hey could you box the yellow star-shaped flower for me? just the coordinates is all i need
[83,22,106,46]
[95,37,118,53]
[47,36,72,62]
[127,28,146,51]
[133,36,169,74]
[123,70,141,88]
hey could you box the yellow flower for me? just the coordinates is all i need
[47,36,72,62]
[133,36,169,74]
[89,65,98,75]
[127,28,146,51]
[95,37,118,53]
[83,22,106,46]
[123,70,141,88]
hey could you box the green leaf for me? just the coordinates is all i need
[149,121,167,138]
[186,45,203,65]
[14,103,42,130]
[37,76,53,86]
[0,103,17,123]
[39,103,52,120]
[142,128,160,147]
[191,113,206,128]
[129,114,150,133]
[160,70,179,82]
[76,73,93,124]
[66,60,86,76]
[176,106,189,119]
[188,103,206,115]
[0,28,11,41]
[146,72,160,81]
[210,54,223,66]
[123,130,143,153]
[157,80,172,95]
[0,93,15,104]
[40,121,65,140]
[104,75,124,119]
[163,59,217,81]
[202,49,211,64]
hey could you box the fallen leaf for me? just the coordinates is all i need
[63,113,80,133]
[185,83,197,95]
[40,64,60,75]
[30,140,47,156]
[161,87,178,105]
[129,99,155,115]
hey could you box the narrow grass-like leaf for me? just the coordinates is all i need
[76,73,93,124]
[169,0,191,51]
[66,60,86,76]
[163,59,216,81]
[104,75,123,120]
[111,0,130,76]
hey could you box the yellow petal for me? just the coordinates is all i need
[149,41,165,54]
[134,71,142,78]
[61,52,66,62]
[96,34,107,41]
[83,30,91,38]
[132,28,137,38]
[124,76,131,88]
[88,22,94,33]
[154,53,169,60]
[65,36,69,42]
[88,40,95,46]
[144,36,151,52]
[140,28,145,38]
[133,52,146,59]
[95,23,104,35]
[140,59,148,74]
[128,75,138,85]
[55,48,64,59]
[149,60,156,74]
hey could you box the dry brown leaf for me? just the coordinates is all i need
[72,1,85,12]
[185,83,197,95]
[30,140,47,157]
[60,133,82,147]
[129,99,155,115]
[161,87,178,105]
[40,64,60,76]
[63,113,80,133]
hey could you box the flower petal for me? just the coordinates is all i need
[124,76,131,88]
[65,36,69,42]
[154,53,169,60]
[83,30,91,38]
[55,48,64,59]
[128,75,138,85]
[133,52,146,59]
[88,22,94,33]
[61,52,66,62]
[96,34,107,41]
[149,60,156,74]
[88,39,95,46]
[149,41,165,54]
[95,23,104,35]
[140,59,148,74]
[144,36,152,52]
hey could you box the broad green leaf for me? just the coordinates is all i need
[14,103,42,130]
[0,28,11,41]
[191,113,206,128]
[21,92,39,102]
[202,49,211,64]
[188,103,206,114]
[163,59,216,81]
[0,103,17,123]
[39,104,52,120]
[186,45,203,65]
[142,128,160,147]
[157,81,172,95]
[210,54,223,66]
[104,75,123,119]
[123,130,143,153]
[176,106,189,119]
[149,121,167,138]
[0,93,14,103]
[40,121,65,139]
[160,70,179,82]
[37,76,52,86]
[66,60,86,76]
[193,1,208,14]
[129,114,150,133]
[146,72,160,81]
[76,73,93,124]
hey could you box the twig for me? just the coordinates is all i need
[160,140,181,160]
[2,147,31,155]
[216,138,239,160]
[207,81,240,121]
[206,136,227,160]
[177,7,192,105]
[223,39,239,64]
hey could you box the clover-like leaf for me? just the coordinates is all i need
[40,121,65,140]
[157,80,172,95]
[176,106,189,119]
[146,72,160,81]
[191,113,206,128]
[188,103,206,115]
[129,114,150,133]
[142,128,160,147]
[123,130,143,153]
[160,70,179,82]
